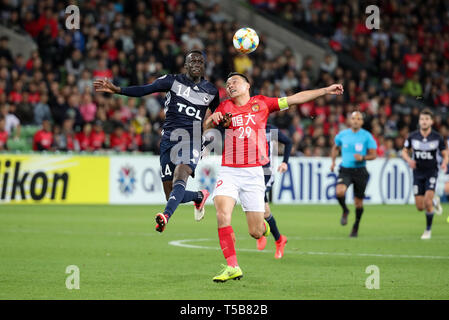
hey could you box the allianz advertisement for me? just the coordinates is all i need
[1,154,417,205]
[271,157,414,204]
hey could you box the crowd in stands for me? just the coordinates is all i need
[250,0,449,157]
[0,0,448,159]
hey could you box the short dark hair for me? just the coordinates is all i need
[185,50,204,61]
[226,72,249,83]
[420,108,434,119]
[186,50,203,56]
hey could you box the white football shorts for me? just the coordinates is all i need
[212,165,265,212]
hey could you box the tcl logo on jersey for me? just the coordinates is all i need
[415,151,433,159]
[177,103,202,120]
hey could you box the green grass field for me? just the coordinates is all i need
[0,204,448,300]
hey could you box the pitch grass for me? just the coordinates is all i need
[0,204,448,300]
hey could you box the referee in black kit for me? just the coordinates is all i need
[330,111,377,237]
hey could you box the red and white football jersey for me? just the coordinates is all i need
[215,95,288,167]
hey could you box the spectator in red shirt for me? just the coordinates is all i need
[128,125,143,152]
[402,44,422,78]
[109,124,130,152]
[27,82,41,104]
[103,38,118,61]
[90,120,106,151]
[0,115,8,150]
[76,123,92,151]
[36,7,58,39]
[93,59,112,80]
[23,11,39,38]
[33,119,53,151]
[8,80,23,104]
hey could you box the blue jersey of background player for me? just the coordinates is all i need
[402,108,448,239]
[94,51,219,233]
[257,123,292,258]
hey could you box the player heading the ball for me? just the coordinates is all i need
[94,51,219,233]
[204,72,343,282]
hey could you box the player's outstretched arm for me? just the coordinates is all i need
[286,84,344,106]
[93,76,170,97]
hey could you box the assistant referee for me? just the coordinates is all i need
[330,111,377,237]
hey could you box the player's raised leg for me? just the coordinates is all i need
[156,164,204,232]
[162,176,209,221]
[213,195,242,282]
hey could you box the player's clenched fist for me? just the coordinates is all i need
[210,112,223,126]
[325,84,344,95]
[221,112,232,128]
[210,112,232,128]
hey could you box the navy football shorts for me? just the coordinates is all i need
[413,170,438,196]
[159,138,201,182]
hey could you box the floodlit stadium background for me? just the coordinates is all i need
[1,0,449,301]
[1,0,449,204]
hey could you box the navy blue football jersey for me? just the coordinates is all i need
[404,130,446,172]
[121,74,219,137]
[263,124,292,173]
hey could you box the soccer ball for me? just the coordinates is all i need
[233,27,259,54]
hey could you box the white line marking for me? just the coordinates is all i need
[168,238,449,260]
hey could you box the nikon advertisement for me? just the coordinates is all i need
[0,155,109,204]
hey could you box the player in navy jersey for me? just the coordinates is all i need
[93,51,220,232]
[256,124,292,258]
[402,108,448,239]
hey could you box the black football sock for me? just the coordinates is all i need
[163,180,186,219]
[181,190,202,204]
[425,211,434,231]
[337,196,349,213]
[266,214,281,241]
[354,207,364,229]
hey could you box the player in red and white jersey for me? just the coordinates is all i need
[204,72,343,282]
